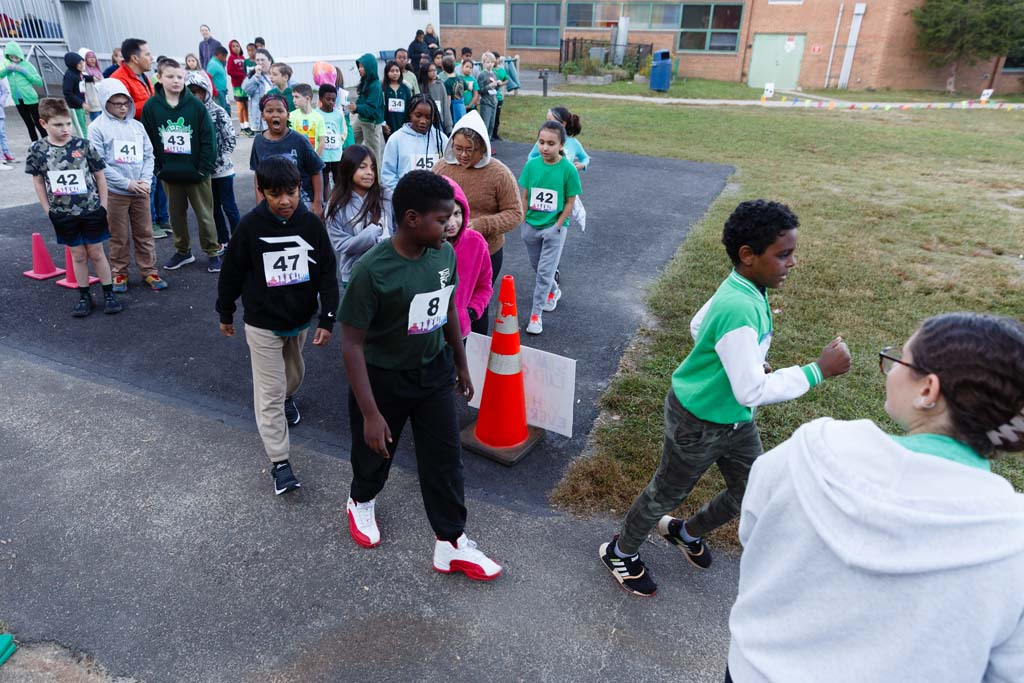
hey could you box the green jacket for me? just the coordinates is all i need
[1,42,43,105]
[354,53,384,125]
[140,83,217,184]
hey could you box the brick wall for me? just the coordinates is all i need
[439,26,508,57]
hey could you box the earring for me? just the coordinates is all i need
[913,397,937,410]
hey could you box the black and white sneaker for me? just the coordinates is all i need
[599,535,657,597]
[271,460,301,496]
[284,396,300,426]
[658,516,712,569]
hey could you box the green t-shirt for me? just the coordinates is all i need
[494,66,508,102]
[340,239,458,370]
[268,86,295,112]
[518,156,582,229]
[461,75,478,108]
[892,433,991,471]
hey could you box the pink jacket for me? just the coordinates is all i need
[444,177,493,336]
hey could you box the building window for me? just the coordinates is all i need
[414,0,428,10]
[678,3,742,53]
[510,2,562,47]
[616,3,682,30]
[1005,44,1024,71]
[566,2,623,28]
[440,0,505,26]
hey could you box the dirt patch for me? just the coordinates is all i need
[0,642,139,683]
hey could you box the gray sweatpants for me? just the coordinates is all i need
[521,222,566,316]
[617,390,763,555]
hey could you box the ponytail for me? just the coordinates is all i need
[549,106,582,136]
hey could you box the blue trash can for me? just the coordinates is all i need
[650,49,671,92]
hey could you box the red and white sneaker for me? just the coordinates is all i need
[433,534,502,581]
[346,497,380,548]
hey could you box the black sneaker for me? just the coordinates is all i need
[71,295,93,318]
[103,293,123,314]
[284,396,300,426]
[599,535,657,597]
[271,460,301,496]
[164,252,195,270]
[658,516,712,569]
[207,255,222,273]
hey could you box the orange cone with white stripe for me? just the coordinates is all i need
[461,275,544,466]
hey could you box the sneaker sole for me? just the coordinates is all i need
[658,528,712,570]
[433,560,502,581]
[274,481,301,496]
[598,543,657,597]
[347,510,380,548]
[164,255,196,270]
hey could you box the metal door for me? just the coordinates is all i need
[747,34,805,90]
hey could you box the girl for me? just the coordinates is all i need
[381,94,449,190]
[325,145,392,287]
[251,94,325,217]
[528,105,591,240]
[381,59,411,140]
[226,40,251,136]
[517,121,581,335]
[79,48,103,121]
[476,52,499,140]
[727,312,1024,683]
[241,48,274,134]
[183,53,215,98]
[418,61,452,135]
[442,176,492,340]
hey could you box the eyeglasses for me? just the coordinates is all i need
[109,101,131,108]
[879,346,930,375]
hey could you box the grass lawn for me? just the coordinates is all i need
[802,87,1024,104]
[501,97,1024,543]
[556,77,764,100]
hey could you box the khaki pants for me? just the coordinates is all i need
[163,178,219,257]
[351,115,383,167]
[245,324,309,463]
[107,192,157,278]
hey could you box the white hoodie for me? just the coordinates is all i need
[728,418,1024,683]
[87,78,154,196]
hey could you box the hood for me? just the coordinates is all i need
[79,47,103,77]
[786,418,1024,575]
[4,41,25,60]
[357,53,379,91]
[442,110,491,168]
[96,77,135,119]
[185,71,212,102]
[442,176,470,242]
[64,51,83,70]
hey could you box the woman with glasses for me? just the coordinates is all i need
[726,312,1024,683]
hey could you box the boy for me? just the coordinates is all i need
[288,83,325,157]
[460,59,479,112]
[599,200,852,597]
[267,62,295,112]
[206,45,230,111]
[251,93,324,219]
[141,58,222,272]
[217,158,338,495]
[317,83,347,193]
[491,51,508,140]
[460,47,480,78]
[347,54,385,164]
[88,79,167,293]
[340,170,500,581]
[476,53,499,139]
[26,98,123,316]
[186,72,239,249]
[394,48,420,95]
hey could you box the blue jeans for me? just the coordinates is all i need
[151,175,168,223]
[211,175,240,243]
[451,99,466,126]
[0,118,10,156]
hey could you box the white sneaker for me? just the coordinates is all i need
[0,163,12,172]
[542,287,561,312]
[526,313,542,335]
[433,534,502,581]
[346,497,381,548]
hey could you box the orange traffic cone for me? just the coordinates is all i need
[56,247,100,289]
[461,275,544,466]
[22,232,66,279]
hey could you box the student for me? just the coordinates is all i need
[241,48,274,134]
[326,144,391,287]
[0,77,12,166]
[25,98,122,317]
[460,59,479,113]
[381,60,411,140]
[407,30,430,76]
[528,106,590,233]
[460,47,480,78]
[186,72,239,249]
[340,169,501,580]
[250,93,324,219]
[491,51,507,140]
[2,41,46,142]
[442,176,491,340]
[432,51,444,75]
[381,94,448,190]
[216,157,339,496]
[206,46,230,111]
[317,83,347,194]
[254,37,266,51]
[183,53,214,96]
[267,62,295,112]
[62,52,89,137]
[226,40,251,136]
[393,48,420,96]
[727,312,1024,683]
[476,52,499,140]
[102,47,122,79]
[599,200,852,597]
[517,121,580,335]
[78,48,104,122]
[88,79,166,293]
[348,54,385,165]
[289,83,325,157]
[418,61,452,135]
[441,56,465,125]
[141,58,221,272]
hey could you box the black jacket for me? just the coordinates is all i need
[62,51,88,109]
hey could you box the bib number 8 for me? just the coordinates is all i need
[427,297,440,316]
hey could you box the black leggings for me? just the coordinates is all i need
[16,102,46,141]
[470,247,504,336]
[493,100,503,138]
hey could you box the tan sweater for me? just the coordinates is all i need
[435,159,523,255]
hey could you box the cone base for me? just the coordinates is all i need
[461,422,545,467]
[56,275,100,289]
[23,267,66,280]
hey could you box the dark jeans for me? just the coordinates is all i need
[322,161,342,196]
[16,102,46,141]
[617,390,764,555]
[150,174,168,223]
[725,667,733,683]
[211,175,241,243]
[470,247,503,336]
[348,347,467,541]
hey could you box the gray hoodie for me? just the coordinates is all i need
[87,78,154,196]
[186,71,235,179]
[326,188,393,284]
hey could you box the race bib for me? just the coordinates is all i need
[161,130,191,155]
[529,187,558,213]
[413,154,436,171]
[387,98,405,113]
[262,245,311,287]
[113,140,141,164]
[47,169,87,196]
[434,99,443,112]
[487,89,497,96]
[408,285,454,335]
[322,132,340,150]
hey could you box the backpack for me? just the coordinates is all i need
[449,76,465,100]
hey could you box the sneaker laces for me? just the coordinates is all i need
[353,500,375,527]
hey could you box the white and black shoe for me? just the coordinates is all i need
[284,396,300,426]
[599,535,657,596]
[271,460,301,496]
[658,516,712,569]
